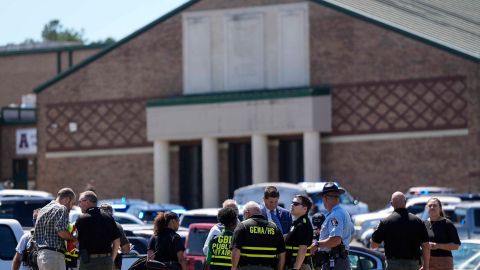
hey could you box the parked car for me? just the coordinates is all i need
[0,219,24,269]
[185,223,214,270]
[234,182,308,209]
[0,189,53,199]
[0,196,52,227]
[349,245,386,270]
[453,239,480,269]
[453,202,480,240]
[179,208,220,229]
[98,198,150,212]
[405,186,456,198]
[298,182,369,216]
[127,203,186,223]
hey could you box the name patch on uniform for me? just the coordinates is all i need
[249,226,275,235]
[331,218,338,227]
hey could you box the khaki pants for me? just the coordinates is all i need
[430,256,453,270]
[37,249,66,270]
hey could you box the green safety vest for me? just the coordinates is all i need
[207,230,233,269]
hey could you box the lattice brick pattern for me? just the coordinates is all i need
[46,99,150,151]
[331,76,468,135]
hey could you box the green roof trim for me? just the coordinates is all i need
[312,0,479,62]
[0,44,106,57]
[146,87,330,107]
[33,0,201,94]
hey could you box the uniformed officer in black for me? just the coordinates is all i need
[285,195,314,270]
[371,191,430,270]
[231,201,286,270]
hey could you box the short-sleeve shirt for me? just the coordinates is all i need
[76,207,121,254]
[148,228,185,262]
[15,232,32,270]
[33,200,69,251]
[372,208,429,260]
[425,218,461,257]
[319,204,354,251]
[285,214,313,264]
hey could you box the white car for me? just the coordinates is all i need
[0,219,24,269]
[179,208,220,229]
[353,195,461,242]
[298,182,369,216]
[0,189,53,199]
[233,182,308,209]
[69,207,151,231]
[453,239,480,269]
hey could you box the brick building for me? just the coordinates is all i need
[0,43,104,188]
[33,0,479,209]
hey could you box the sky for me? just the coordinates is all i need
[0,0,190,46]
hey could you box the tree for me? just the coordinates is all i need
[41,19,85,43]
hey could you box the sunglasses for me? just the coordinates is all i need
[291,201,303,206]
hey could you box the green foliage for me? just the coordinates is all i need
[41,19,85,43]
[88,37,116,46]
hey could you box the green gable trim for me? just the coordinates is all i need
[146,87,330,108]
[33,0,201,94]
[312,0,479,63]
[0,44,106,57]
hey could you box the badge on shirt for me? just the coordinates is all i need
[331,218,338,227]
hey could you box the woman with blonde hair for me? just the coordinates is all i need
[424,198,461,270]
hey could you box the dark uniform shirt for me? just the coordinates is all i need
[148,228,185,263]
[75,207,121,254]
[372,208,429,260]
[425,218,460,257]
[231,215,286,268]
[285,214,313,266]
[206,229,233,270]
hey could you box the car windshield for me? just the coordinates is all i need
[180,216,218,229]
[453,243,480,268]
[0,199,50,227]
[186,227,211,256]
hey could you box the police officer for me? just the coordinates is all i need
[285,195,314,270]
[205,207,237,269]
[315,182,353,270]
[230,201,286,270]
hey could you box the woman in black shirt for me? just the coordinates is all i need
[147,212,187,270]
[425,198,461,270]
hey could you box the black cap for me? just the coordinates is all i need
[312,213,326,229]
[319,182,345,196]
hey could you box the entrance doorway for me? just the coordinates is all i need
[12,159,28,189]
[278,139,303,183]
[228,142,252,197]
[179,144,202,209]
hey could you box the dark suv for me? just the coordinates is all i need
[0,197,51,227]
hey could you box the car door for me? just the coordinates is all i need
[348,250,382,270]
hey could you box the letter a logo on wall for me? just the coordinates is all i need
[16,128,37,155]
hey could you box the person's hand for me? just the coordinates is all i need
[429,242,437,250]
[311,244,318,254]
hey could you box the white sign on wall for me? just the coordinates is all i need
[16,128,37,155]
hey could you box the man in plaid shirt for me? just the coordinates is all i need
[34,187,77,270]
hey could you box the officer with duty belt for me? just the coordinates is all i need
[230,201,286,270]
[314,182,353,270]
[285,195,314,270]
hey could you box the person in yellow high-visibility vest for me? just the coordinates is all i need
[65,223,79,269]
[206,207,238,270]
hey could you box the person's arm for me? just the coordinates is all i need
[231,247,241,270]
[317,236,342,249]
[121,242,131,254]
[111,238,120,261]
[176,250,187,270]
[58,230,77,244]
[11,252,21,270]
[421,242,430,270]
[293,245,308,269]
[203,225,219,255]
[277,251,285,270]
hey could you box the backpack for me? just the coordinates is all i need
[22,236,39,270]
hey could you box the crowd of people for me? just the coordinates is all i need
[11,183,462,270]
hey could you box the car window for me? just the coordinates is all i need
[0,200,50,227]
[186,227,210,256]
[408,203,426,215]
[474,209,480,227]
[349,252,377,270]
[0,224,17,260]
[114,216,138,225]
[453,243,480,267]
[127,237,148,255]
[180,216,218,229]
